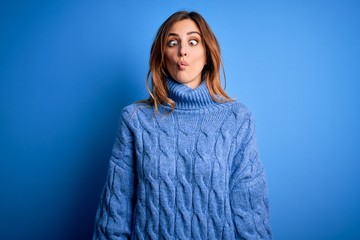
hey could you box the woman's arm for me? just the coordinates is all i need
[230,112,272,239]
[93,110,136,240]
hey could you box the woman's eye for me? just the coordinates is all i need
[168,40,179,47]
[189,39,198,46]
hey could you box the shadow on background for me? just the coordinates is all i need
[0,1,149,239]
[60,71,140,240]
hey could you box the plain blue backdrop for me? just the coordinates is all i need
[1,0,359,239]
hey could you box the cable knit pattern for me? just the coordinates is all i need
[93,78,272,239]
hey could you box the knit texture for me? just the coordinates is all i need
[93,78,272,239]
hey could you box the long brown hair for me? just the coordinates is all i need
[144,11,232,112]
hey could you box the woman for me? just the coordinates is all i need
[93,11,271,239]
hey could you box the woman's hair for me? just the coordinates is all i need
[144,11,232,112]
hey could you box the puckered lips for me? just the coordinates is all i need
[177,60,189,70]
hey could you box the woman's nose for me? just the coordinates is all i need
[179,44,187,57]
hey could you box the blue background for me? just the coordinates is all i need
[1,0,359,239]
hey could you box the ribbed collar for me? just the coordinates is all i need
[167,77,216,110]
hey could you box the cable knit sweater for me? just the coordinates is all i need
[93,78,272,239]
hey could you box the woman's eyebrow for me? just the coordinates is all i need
[187,31,201,36]
[168,31,202,37]
[168,33,179,37]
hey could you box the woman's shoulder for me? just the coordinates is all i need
[119,102,156,127]
[227,100,253,120]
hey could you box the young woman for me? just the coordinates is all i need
[93,11,272,239]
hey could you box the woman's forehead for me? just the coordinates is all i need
[168,19,201,35]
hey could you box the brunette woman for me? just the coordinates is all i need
[93,11,272,239]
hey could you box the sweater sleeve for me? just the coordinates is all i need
[93,110,136,240]
[230,112,272,239]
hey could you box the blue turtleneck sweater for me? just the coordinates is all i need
[93,79,272,239]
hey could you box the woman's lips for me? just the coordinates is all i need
[177,60,189,70]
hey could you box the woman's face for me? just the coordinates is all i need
[164,19,206,89]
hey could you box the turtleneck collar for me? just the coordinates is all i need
[166,77,216,110]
